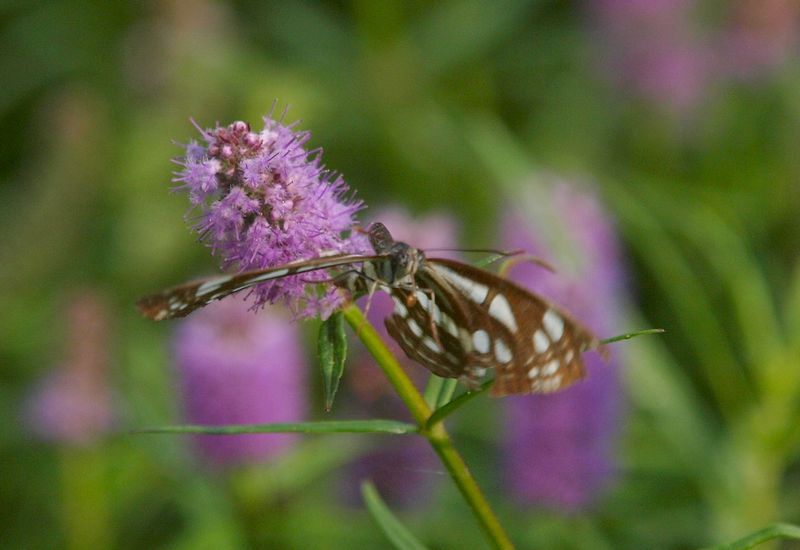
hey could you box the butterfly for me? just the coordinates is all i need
[137,223,602,397]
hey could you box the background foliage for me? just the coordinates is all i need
[1,1,798,548]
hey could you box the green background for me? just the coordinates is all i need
[1,1,798,548]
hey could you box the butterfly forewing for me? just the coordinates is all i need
[137,253,380,321]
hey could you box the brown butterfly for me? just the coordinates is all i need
[137,223,601,396]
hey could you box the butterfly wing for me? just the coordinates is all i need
[384,269,479,381]
[386,258,601,397]
[137,254,380,321]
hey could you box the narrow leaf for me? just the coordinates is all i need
[601,328,665,345]
[423,376,459,409]
[425,381,493,430]
[703,523,800,550]
[435,379,459,408]
[319,311,348,412]
[423,375,446,407]
[134,420,418,436]
[361,481,430,550]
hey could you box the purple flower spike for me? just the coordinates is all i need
[501,178,626,512]
[173,298,307,467]
[719,0,799,81]
[25,291,115,446]
[589,0,711,114]
[173,110,366,318]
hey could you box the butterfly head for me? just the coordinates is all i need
[366,222,424,285]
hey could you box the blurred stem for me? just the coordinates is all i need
[343,305,514,550]
[704,523,800,550]
[61,447,112,550]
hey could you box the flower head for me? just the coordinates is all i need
[24,291,115,446]
[173,112,367,318]
[173,297,307,467]
[501,177,626,511]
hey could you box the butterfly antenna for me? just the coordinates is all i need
[423,247,522,256]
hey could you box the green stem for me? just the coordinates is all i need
[342,305,514,550]
[343,306,430,425]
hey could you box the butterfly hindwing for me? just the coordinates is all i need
[426,258,600,397]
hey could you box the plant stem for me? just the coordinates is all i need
[343,305,515,550]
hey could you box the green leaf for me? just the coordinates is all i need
[423,375,459,409]
[703,523,800,550]
[133,420,418,436]
[425,381,493,430]
[435,379,459,408]
[600,328,665,345]
[318,311,348,412]
[423,375,445,407]
[361,481,430,550]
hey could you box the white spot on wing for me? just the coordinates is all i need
[541,374,562,392]
[543,309,564,341]
[408,319,423,337]
[459,328,473,353]
[488,294,517,332]
[433,265,489,304]
[472,330,490,354]
[423,337,441,353]
[565,350,574,363]
[197,276,230,297]
[533,330,550,354]
[250,268,289,284]
[470,367,486,378]
[440,313,459,337]
[430,303,443,324]
[415,291,429,310]
[528,366,540,379]
[392,296,408,317]
[542,359,560,376]
[495,338,512,363]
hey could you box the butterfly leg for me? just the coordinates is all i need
[354,279,381,338]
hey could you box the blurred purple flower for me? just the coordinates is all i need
[718,0,799,80]
[501,179,626,511]
[173,111,367,319]
[341,207,458,507]
[25,291,115,446]
[589,0,711,114]
[173,298,307,467]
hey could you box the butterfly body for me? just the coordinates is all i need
[138,223,601,396]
